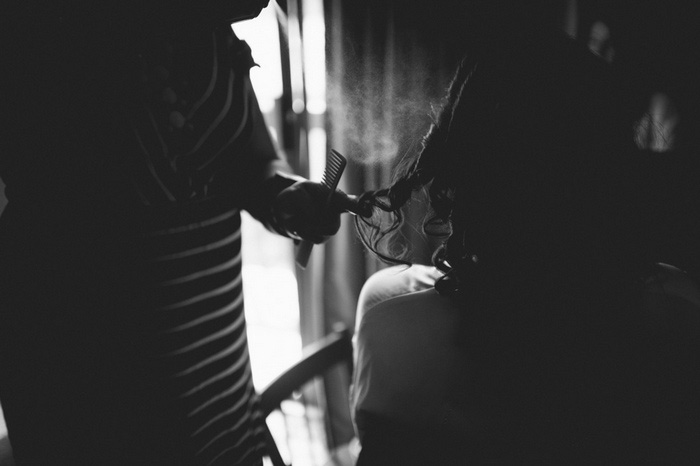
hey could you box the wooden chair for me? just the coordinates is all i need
[0,328,354,466]
[0,435,14,466]
[259,326,354,466]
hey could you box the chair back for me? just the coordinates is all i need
[260,327,353,466]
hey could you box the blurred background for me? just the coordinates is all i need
[1,1,698,465]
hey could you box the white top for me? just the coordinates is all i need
[351,262,700,458]
[352,265,462,439]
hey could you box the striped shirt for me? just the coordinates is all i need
[129,25,275,465]
[129,25,267,206]
[142,200,266,466]
[0,12,276,466]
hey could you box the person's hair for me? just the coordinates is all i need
[355,31,662,298]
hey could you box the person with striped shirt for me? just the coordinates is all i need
[0,2,348,464]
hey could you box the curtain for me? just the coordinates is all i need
[303,0,469,450]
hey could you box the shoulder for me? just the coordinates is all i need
[646,263,700,306]
[640,263,700,336]
[356,265,443,321]
[354,284,461,374]
[356,265,456,352]
[359,286,458,330]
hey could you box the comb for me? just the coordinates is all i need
[296,149,347,268]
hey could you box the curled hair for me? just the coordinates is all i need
[354,58,476,265]
[355,31,671,298]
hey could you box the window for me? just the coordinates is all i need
[233,6,304,390]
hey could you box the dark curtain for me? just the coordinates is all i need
[311,0,469,450]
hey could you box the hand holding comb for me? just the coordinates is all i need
[295,149,347,268]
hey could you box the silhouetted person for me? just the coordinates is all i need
[0,2,350,464]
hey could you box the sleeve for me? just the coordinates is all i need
[203,32,284,199]
[126,26,300,224]
[207,60,301,235]
[352,266,438,433]
[352,285,464,445]
[354,266,443,326]
[352,297,468,466]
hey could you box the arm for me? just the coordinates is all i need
[217,53,349,243]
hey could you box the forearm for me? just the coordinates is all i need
[241,169,304,237]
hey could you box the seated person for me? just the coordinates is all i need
[351,27,700,465]
[350,264,444,444]
[354,264,443,326]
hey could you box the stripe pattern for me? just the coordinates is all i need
[144,201,266,466]
[130,26,258,206]
[124,24,275,465]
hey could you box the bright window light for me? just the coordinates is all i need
[232,7,303,390]
[232,6,283,114]
[302,0,327,115]
[308,127,327,182]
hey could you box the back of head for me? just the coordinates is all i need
[357,30,651,289]
[441,32,643,270]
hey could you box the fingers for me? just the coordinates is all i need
[273,183,340,241]
[273,181,372,243]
